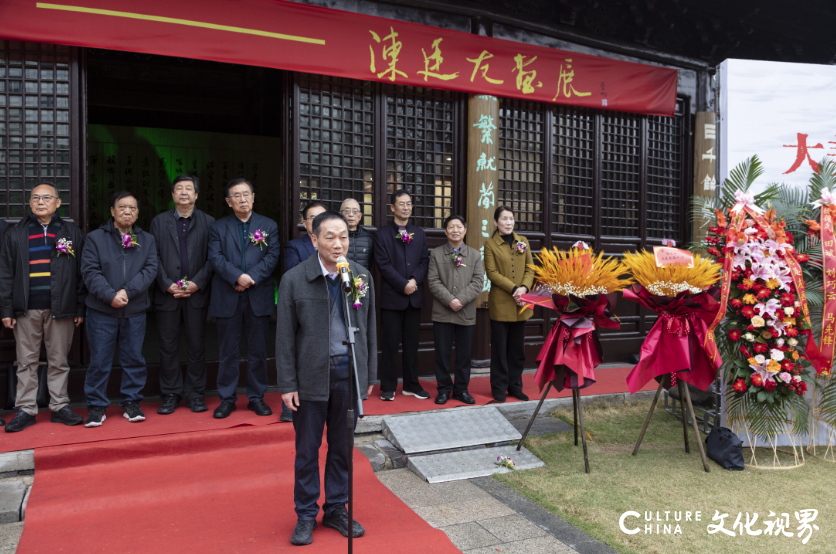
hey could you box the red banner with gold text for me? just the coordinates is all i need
[819,209,836,372]
[0,0,677,116]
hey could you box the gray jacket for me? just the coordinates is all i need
[427,244,484,325]
[276,254,378,402]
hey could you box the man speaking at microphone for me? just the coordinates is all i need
[276,211,377,546]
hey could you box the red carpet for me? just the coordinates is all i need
[1,367,642,453]
[16,424,460,554]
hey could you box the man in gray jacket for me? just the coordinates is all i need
[427,215,484,405]
[276,211,376,547]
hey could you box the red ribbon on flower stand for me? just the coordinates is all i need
[622,284,722,472]
[516,291,619,473]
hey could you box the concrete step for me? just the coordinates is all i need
[382,406,521,454]
[408,445,544,483]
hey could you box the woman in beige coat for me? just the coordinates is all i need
[484,206,534,403]
[427,215,484,405]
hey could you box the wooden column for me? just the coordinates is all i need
[466,94,499,365]
[692,112,717,242]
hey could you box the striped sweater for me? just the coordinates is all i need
[28,215,60,310]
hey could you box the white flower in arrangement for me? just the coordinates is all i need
[754,355,766,365]
[770,349,785,362]
[795,301,801,307]
[744,227,758,235]
[776,338,785,347]
[788,338,798,347]
[793,375,802,383]
[744,332,755,342]
[751,315,765,328]
[783,307,794,316]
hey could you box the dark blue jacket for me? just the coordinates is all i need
[80,219,158,319]
[373,220,429,310]
[207,212,279,318]
[283,234,316,272]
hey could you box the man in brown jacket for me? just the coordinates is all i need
[427,215,484,405]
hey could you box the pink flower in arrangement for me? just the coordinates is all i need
[121,232,139,249]
[398,230,414,244]
[249,229,269,251]
[353,300,362,309]
[514,242,527,255]
[55,238,74,257]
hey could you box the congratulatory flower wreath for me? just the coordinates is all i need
[520,246,632,392]
[620,250,722,393]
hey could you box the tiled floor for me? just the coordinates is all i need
[376,469,576,553]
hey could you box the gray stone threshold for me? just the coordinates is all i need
[357,389,657,434]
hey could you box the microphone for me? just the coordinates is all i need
[336,256,352,292]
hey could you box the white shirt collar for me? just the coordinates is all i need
[318,255,339,279]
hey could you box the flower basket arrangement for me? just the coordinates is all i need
[520,247,632,392]
[621,250,723,394]
[693,155,828,468]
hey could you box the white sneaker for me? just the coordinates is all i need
[402,390,430,400]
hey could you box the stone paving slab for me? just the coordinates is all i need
[382,406,520,454]
[0,481,26,524]
[0,451,34,473]
[409,445,543,483]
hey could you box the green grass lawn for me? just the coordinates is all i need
[497,401,834,554]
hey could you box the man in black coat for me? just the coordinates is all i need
[150,175,215,415]
[80,191,158,427]
[372,189,430,401]
[0,183,87,432]
[284,201,326,272]
[208,178,280,419]
[0,217,8,427]
[340,197,374,271]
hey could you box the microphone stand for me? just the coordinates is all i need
[341,280,364,554]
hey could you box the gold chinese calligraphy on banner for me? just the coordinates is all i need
[466,95,499,308]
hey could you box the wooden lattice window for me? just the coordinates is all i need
[552,106,594,236]
[497,99,544,233]
[297,73,374,225]
[601,112,641,237]
[646,99,685,240]
[384,85,454,229]
[0,41,73,220]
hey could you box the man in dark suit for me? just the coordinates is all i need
[284,201,326,272]
[207,178,280,419]
[373,189,430,401]
[0,218,8,427]
[150,175,215,415]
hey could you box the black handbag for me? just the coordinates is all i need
[705,426,745,471]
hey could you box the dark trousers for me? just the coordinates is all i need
[156,302,208,401]
[216,294,269,404]
[293,375,358,520]
[433,322,475,395]
[489,319,527,399]
[380,306,422,393]
[84,308,147,409]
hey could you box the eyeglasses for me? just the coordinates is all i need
[396,202,413,208]
[229,192,252,201]
[31,195,55,203]
[341,209,361,215]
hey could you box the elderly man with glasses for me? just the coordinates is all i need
[284,201,327,273]
[340,198,374,272]
[207,178,279,420]
[0,183,88,432]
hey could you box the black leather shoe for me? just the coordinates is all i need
[51,406,84,426]
[185,398,208,413]
[322,507,365,538]
[435,393,449,405]
[5,411,36,433]
[0,417,4,427]
[157,394,179,415]
[280,410,293,423]
[492,395,506,404]
[290,520,317,546]
[247,400,272,416]
[509,390,529,401]
[213,402,237,419]
[453,392,476,405]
